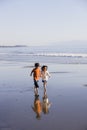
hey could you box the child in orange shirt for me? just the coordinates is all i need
[30,63,41,95]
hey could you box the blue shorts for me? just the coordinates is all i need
[34,80,39,88]
[42,80,47,83]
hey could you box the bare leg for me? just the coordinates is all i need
[44,81,47,93]
[34,87,38,95]
[36,88,38,95]
[34,80,39,95]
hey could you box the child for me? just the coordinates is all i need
[41,65,50,92]
[30,63,41,95]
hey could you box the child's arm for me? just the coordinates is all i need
[47,71,51,78]
[31,106,36,112]
[40,70,42,77]
[30,69,33,76]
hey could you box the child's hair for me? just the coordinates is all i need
[41,65,48,71]
[34,63,40,68]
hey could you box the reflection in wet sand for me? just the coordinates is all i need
[42,90,52,114]
[31,88,52,119]
[31,95,42,119]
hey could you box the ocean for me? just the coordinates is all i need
[0,44,87,64]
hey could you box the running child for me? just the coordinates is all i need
[41,65,50,92]
[30,63,41,95]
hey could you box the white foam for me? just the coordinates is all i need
[25,53,87,58]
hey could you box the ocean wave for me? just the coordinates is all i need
[0,52,87,58]
[29,53,87,58]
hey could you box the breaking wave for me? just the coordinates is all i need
[0,52,87,58]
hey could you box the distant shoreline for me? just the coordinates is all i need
[0,45,28,48]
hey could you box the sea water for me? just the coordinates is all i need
[0,44,87,64]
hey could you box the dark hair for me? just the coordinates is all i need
[41,65,48,71]
[34,63,40,67]
[41,65,45,71]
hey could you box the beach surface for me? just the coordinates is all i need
[0,62,87,130]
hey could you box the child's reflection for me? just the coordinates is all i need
[42,90,52,114]
[31,95,42,119]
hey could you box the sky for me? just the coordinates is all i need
[0,0,87,46]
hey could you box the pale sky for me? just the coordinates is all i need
[0,0,87,46]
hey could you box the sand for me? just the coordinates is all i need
[0,62,87,130]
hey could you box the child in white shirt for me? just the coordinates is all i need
[41,65,50,92]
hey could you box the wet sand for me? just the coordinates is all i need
[0,62,87,130]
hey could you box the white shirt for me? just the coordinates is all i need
[41,71,50,81]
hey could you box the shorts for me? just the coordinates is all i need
[34,80,39,88]
[42,80,47,83]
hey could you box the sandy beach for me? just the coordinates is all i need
[0,62,87,130]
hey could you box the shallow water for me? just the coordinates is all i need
[0,63,87,130]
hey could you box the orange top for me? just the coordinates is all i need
[32,67,41,80]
